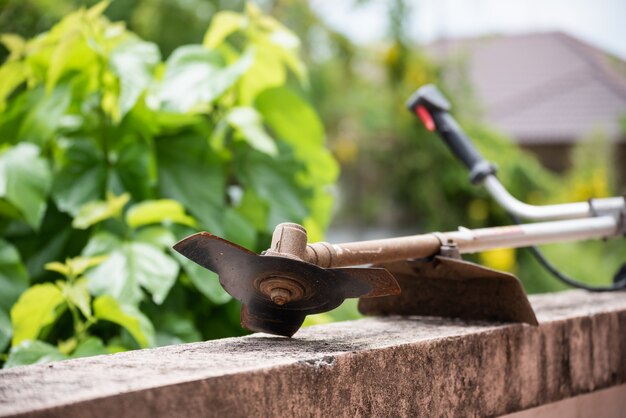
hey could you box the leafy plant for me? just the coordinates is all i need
[0,1,338,367]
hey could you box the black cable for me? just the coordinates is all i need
[509,213,626,292]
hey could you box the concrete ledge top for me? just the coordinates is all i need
[1,289,626,417]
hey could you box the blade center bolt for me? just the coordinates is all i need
[257,276,306,306]
[270,288,291,305]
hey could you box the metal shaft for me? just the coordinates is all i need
[482,176,625,221]
[446,215,618,253]
[268,215,621,268]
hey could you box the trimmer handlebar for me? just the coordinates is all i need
[406,84,625,222]
[406,84,496,184]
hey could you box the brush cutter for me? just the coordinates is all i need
[174,84,626,337]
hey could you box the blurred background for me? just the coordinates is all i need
[0,0,625,362]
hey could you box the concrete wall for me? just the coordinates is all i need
[1,290,626,417]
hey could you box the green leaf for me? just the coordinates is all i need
[74,254,108,273]
[0,92,28,151]
[0,239,29,314]
[45,255,109,279]
[57,337,77,355]
[86,1,110,19]
[106,343,128,354]
[223,208,257,250]
[61,278,92,319]
[87,242,179,305]
[239,153,308,226]
[235,188,269,231]
[0,61,27,111]
[46,30,96,92]
[109,38,160,119]
[155,45,253,112]
[133,226,177,249]
[72,192,130,229]
[0,33,26,58]
[0,143,52,228]
[0,308,11,352]
[71,336,108,358]
[42,1,111,91]
[44,262,70,277]
[153,310,202,346]
[109,139,157,202]
[52,138,107,217]
[11,283,65,345]
[256,86,324,147]
[3,340,67,369]
[82,231,122,257]
[270,38,307,84]
[303,191,334,241]
[18,84,72,145]
[226,107,277,156]
[302,312,333,327]
[256,86,338,189]
[93,295,155,348]
[173,252,231,305]
[203,11,245,49]
[126,199,196,229]
[245,4,306,84]
[128,242,179,305]
[87,250,140,304]
[155,134,224,233]
[238,44,285,105]
[20,218,74,280]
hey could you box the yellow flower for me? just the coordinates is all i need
[468,199,488,222]
[480,248,516,272]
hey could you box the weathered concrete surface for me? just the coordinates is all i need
[1,289,625,418]
[502,384,626,418]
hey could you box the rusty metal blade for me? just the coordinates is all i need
[240,305,306,338]
[358,256,538,325]
[330,268,401,298]
[172,232,257,274]
[173,232,401,337]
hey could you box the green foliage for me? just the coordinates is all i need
[126,199,196,229]
[0,2,337,367]
[4,340,67,368]
[93,295,154,348]
[0,240,28,322]
[11,283,65,345]
[0,143,52,228]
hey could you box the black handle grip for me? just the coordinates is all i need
[406,84,496,184]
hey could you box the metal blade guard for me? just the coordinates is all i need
[359,256,538,325]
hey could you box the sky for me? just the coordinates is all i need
[310,0,626,59]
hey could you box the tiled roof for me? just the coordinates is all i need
[428,32,626,144]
